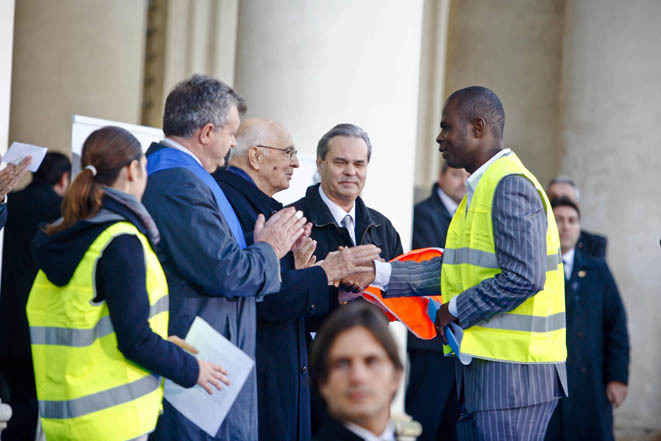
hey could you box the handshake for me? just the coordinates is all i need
[252,206,380,301]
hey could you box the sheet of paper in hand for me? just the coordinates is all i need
[3,142,48,172]
[163,316,255,437]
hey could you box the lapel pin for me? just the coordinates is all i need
[578,270,587,278]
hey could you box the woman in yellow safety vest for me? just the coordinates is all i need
[26,126,228,441]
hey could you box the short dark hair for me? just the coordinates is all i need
[316,123,372,162]
[33,152,71,186]
[447,86,505,140]
[310,302,402,390]
[550,196,581,219]
[163,74,247,138]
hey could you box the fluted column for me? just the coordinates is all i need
[560,0,661,432]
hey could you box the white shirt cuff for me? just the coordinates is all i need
[372,261,391,290]
[449,296,458,317]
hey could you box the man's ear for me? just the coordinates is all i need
[248,146,261,170]
[471,117,487,138]
[198,123,215,145]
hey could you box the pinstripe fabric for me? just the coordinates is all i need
[386,174,567,437]
[456,399,558,441]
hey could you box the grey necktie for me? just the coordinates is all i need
[342,214,356,245]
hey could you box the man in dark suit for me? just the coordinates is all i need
[310,302,404,441]
[545,197,629,441]
[546,176,607,258]
[406,161,468,441]
[291,123,403,434]
[213,118,380,441]
[341,86,568,441]
[0,152,70,441]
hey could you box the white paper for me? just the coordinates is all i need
[3,142,48,172]
[163,316,255,437]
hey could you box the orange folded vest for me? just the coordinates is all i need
[361,247,443,339]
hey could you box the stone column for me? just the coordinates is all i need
[9,0,147,155]
[560,0,661,433]
[234,0,425,422]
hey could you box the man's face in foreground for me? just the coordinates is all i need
[319,326,401,429]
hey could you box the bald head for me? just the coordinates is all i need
[446,86,505,140]
[229,118,299,197]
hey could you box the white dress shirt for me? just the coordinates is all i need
[437,186,460,216]
[345,421,396,441]
[160,137,203,166]
[562,247,575,280]
[318,186,390,286]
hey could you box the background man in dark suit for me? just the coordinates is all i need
[0,152,70,441]
[213,118,380,441]
[291,123,403,434]
[406,161,468,441]
[546,176,607,258]
[310,302,404,441]
[545,197,629,441]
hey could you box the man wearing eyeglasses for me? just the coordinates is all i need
[214,119,381,441]
[291,123,403,436]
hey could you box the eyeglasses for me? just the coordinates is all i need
[256,145,298,160]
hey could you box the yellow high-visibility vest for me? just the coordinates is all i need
[441,152,567,363]
[27,222,169,441]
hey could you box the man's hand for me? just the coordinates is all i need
[434,302,456,345]
[293,236,317,269]
[197,359,230,395]
[606,381,628,408]
[338,263,377,295]
[254,207,307,259]
[320,245,381,284]
[0,156,31,201]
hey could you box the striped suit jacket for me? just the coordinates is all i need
[386,175,568,412]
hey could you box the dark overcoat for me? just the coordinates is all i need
[545,250,629,441]
[214,167,329,441]
[290,183,403,434]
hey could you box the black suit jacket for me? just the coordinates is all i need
[214,168,329,441]
[577,229,608,258]
[0,184,62,359]
[409,183,452,352]
[545,249,629,441]
[312,415,369,441]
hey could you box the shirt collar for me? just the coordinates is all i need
[161,137,203,166]
[344,421,396,441]
[319,185,356,227]
[437,186,459,216]
[465,148,511,206]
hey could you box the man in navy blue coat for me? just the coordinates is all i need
[545,197,630,441]
[143,75,308,441]
[213,118,380,441]
[406,161,468,441]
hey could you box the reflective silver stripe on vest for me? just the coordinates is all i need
[444,248,563,272]
[30,295,169,347]
[478,311,565,333]
[39,374,161,419]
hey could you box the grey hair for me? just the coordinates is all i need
[548,176,580,200]
[316,123,372,162]
[163,74,247,138]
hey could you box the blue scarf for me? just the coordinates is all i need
[146,146,247,249]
